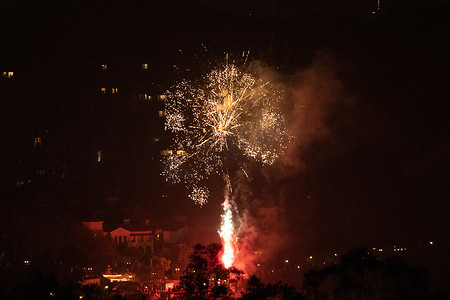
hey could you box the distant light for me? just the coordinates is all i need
[284,259,289,263]
[297,266,300,269]
[97,150,102,162]
[379,249,383,252]
[105,286,109,289]
[2,71,14,78]
[309,256,313,259]
[334,253,338,257]
[429,241,434,245]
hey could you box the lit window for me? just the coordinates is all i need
[2,71,13,78]
[176,150,185,155]
[97,150,102,162]
[112,88,118,94]
[34,137,41,147]
[101,64,107,70]
[140,93,151,100]
[160,149,173,156]
[142,63,148,70]
[100,88,106,93]
[158,110,166,117]
[157,95,167,101]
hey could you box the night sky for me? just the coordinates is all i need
[1,0,450,288]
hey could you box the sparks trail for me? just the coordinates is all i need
[162,56,289,205]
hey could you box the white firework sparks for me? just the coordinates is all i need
[162,59,288,204]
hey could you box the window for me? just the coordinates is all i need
[176,150,185,155]
[160,149,173,156]
[158,110,166,117]
[140,93,151,100]
[100,88,106,93]
[157,95,167,101]
[34,137,41,147]
[142,63,148,70]
[97,150,102,162]
[2,71,13,78]
[101,64,107,70]
[112,88,118,94]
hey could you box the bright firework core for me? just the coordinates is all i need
[218,194,235,268]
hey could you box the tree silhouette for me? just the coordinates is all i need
[303,248,433,300]
[178,243,243,299]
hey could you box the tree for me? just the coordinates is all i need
[303,248,433,300]
[241,275,304,300]
[178,243,243,300]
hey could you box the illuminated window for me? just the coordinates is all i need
[142,63,148,70]
[2,71,13,78]
[100,88,106,93]
[160,149,173,156]
[157,95,167,101]
[140,93,151,100]
[101,64,107,70]
[158,110,166,117]
[176,150,185,155]
[112,88,118,94]
[34,137,41,147]
[97,150,102,162]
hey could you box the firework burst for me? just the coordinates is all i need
[162,58,288,205]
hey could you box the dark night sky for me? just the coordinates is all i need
[1,0,449,284]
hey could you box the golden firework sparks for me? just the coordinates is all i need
[162,59,288,205]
